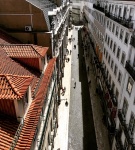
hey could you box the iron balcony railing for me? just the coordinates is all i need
[93,4,105,13]
[124,125,134,144]
[118,109,126,127]
[125,61,135,81]
[105,11,134,29]
[115,129,125,150]
[130,36,135,48]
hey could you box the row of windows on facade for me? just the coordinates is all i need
[85,4,131,46]
[104,47,134,95]
[104,36,126,65]
[106,20,130,45]
[91,22,104,43]
[84,5,106,28]
[122,97,135,138]
[105,2,134,21]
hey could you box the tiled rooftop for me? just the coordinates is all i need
[0,48,40,97]
[0,46,56,149]
[1,45,48,58]
[14,58,56,150]
[0,74,33,100]
[0,113,19,150]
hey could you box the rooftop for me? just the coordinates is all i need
[1,44,48,58]
[0,74,33,100]
[0,46,56,149]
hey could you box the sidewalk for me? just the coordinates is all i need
[53,27,73,150]
[54,26,110,150]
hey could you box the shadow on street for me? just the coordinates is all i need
[78,29,97,150]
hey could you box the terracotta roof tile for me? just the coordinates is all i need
[0,48,40,97]
[0,113,19,150]
[14,58,56,150]
[0,74,33,100]
[1,44,48,58]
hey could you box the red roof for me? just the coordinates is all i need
[0,74,33,100]
[1,44,48,58]
[14,58,56,149]
[0,48,40,97]
[0,47,56,149]
[0,113,19,150]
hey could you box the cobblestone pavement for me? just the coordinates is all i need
[68,26,97,150]
[54,25,110,150]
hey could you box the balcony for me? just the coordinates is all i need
[130,36,135,48]
[93,4,104,13]
[118,109,126,126]
[125,61,135,81]
[124,125,133,144]
[105,12,134,29]
[115,129,125,150]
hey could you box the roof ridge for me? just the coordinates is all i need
[1,74,21,97]
[31,45,44,57]
[0,74,32,97]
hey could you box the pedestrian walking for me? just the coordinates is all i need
[66,49,69,55]
[65,101,68,106]
[74,82,76,89]
[74,45,76,49]
[87,66,89,73]
[70,50,72,55]
[88,80,91,87]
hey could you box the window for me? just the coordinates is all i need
[112,81,115,92]
[122,98,128,117]
[127,77,134,94]
[124,32,129,44]
[120,29,124,40]
[133,55,135,67]
[110,40,113,49]
[105,34,107,42]
[113,43,116,54]
[116,88,119,100]
[121,52,126,65]
[104,48,106,55]
[107,36,110,45]
[115,26,119,37]
[106,51,108,59]
[109,76,111,85]
[124,139,128,150]
[114,65,118,76]
[112,23,115,33]
[109,21,112,31]
[106,70,109,78]
[108,55,110,64]
[118,71,122,84]
[117,47,121,59]
[111,60,114,69]
[107,20,109,28]
[129,113,135,135]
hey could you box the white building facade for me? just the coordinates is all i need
[75,0,135,149]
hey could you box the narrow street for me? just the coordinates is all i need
[54,25,110,150]
[68,26,97,150]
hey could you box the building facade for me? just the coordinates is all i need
[0,0,70,150]
[82,0,135,149]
